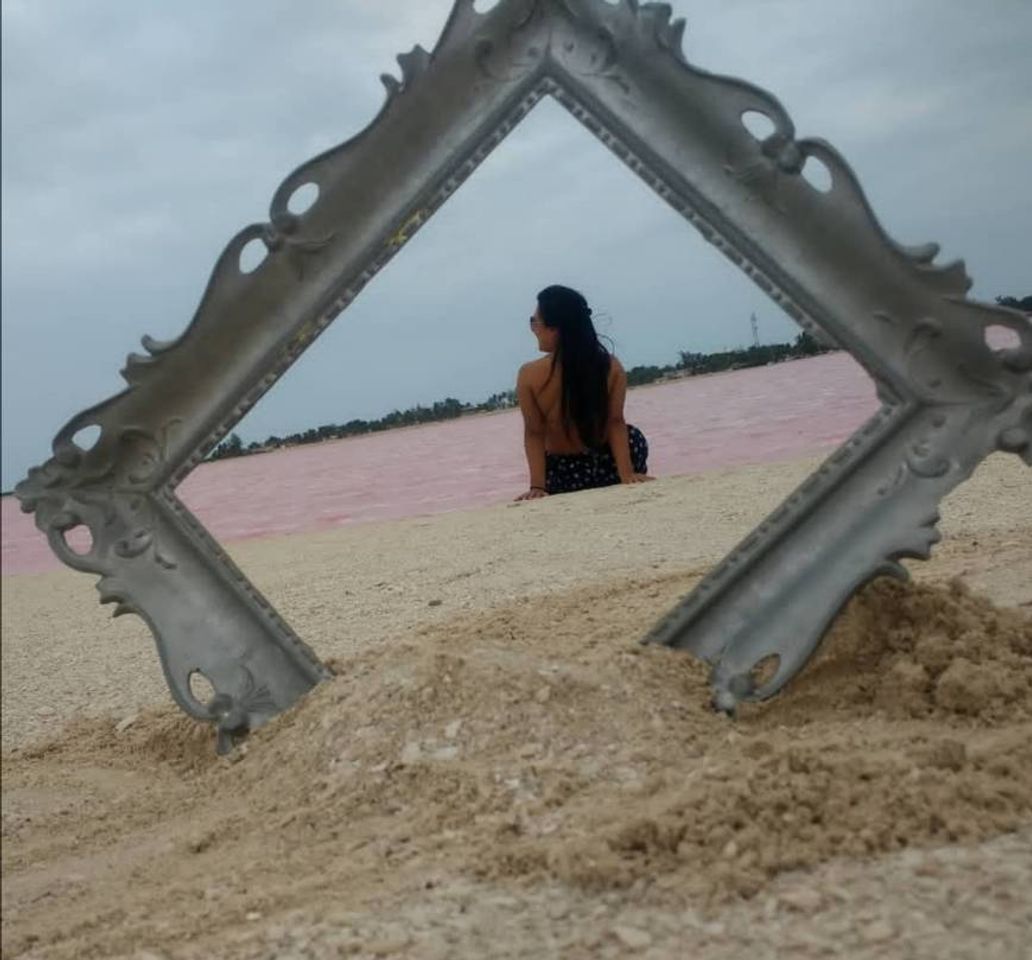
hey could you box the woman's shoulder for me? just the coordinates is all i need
[608,354,625,377]
[517,355,553,389]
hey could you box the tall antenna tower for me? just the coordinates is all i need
[750,312,760,348]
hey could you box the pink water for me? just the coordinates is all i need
[1,353,877,575]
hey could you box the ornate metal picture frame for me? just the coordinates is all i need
[16,0,1031,746]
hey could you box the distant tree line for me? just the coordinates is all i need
[206,294,1028,464]
[209,392,517,461]
[996,295,1032,312]
[625,330,829,387]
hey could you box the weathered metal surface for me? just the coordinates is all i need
[16,0,1031,743]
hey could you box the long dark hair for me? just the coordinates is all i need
[537,285,612,448]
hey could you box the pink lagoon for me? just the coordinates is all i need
[2,352,877,576]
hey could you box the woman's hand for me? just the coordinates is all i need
[620,473,654,484]
[514,487,550,501]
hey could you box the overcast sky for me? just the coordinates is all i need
[3,0,1030,490]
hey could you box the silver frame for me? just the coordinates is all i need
[16,0,1032,744]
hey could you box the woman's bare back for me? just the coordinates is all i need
[520,354,625,454]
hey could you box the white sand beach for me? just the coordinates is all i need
[2,452,1031,958]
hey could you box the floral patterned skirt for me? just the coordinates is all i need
[544,425,649,495]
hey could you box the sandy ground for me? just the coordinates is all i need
[2,451,1031,959]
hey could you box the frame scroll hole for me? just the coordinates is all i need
[71,424,101,451]
[239,238,268,274]
[985,324,1022,351]
[287,182,319,215]
[61,524,94,556]
[801,156,833,193]
[749,654,781,690]
[188,670,217,707]
[741,110,775,141]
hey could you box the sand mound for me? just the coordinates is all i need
[780,578,1032,723]
[3,574,1030,957]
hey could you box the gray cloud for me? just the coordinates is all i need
[3,0,1030,488]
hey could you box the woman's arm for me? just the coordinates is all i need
[605,358,646,483]
[515,363,548,500]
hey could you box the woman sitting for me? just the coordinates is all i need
[515,284,651,500]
